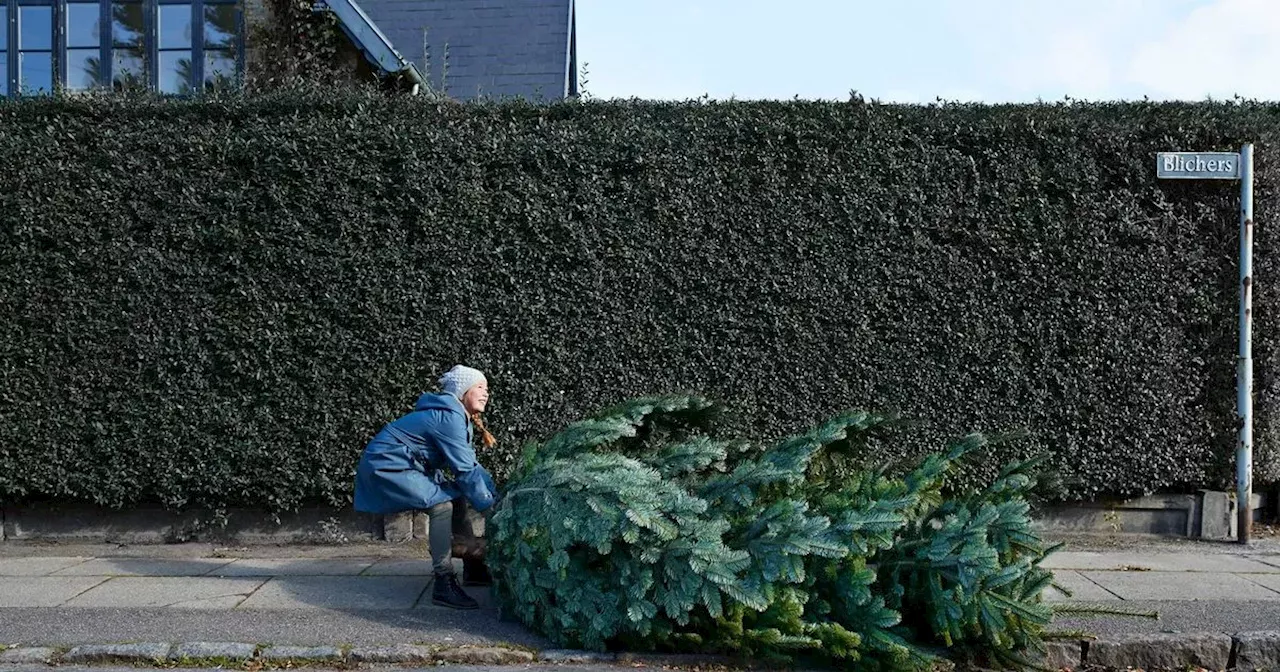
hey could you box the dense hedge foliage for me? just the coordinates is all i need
[1,91,1277,512]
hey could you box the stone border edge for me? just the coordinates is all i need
[0,643,740,669]
[0,632,1276,669]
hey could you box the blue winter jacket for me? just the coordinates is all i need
[353,392,498,514]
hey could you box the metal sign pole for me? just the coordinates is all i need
[1156,146,1255,543]
[1238,142,1255,544]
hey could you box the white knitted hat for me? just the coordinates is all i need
[438,365,487,400]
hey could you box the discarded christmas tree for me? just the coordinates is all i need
[487,395,1098,670]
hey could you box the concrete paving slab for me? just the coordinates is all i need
[167,595,251,609]
[1046,551,1280,573]
[51,558,235,577]
[61,577,267,608]
[0,606,547,647]
[1250,555,1280,570]
[1241,573,1280,595]
[362,559,434,576]
[0,577,108,606]
[1082,570,1280,601]
[1045,570,1120,602]
[0,557,91,576]
[214,559,373,576]
[236,576,429,609]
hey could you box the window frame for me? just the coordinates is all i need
[61,0,106,91]
[198,0,238,92]
[108,0,148,92]
[1,5,9,96]
[10,0,55,96]
[1,0,243,98]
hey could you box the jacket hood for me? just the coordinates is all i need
[414,391,465,414]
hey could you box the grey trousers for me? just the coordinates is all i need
[425,498,485,576]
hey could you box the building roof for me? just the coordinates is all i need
[356,0,576,100]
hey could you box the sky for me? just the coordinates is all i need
[574,0,1280,103]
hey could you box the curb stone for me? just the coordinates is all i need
[616,652,743,667]
[1037,640,1083,670]
[1235,631,1280,671]
[8,633,1278,669]
[0,647,59,664]
[1086,633,1233,670]
[259,645,345,662]
[433,646,535,665]
[348,644,434,663]
[170,642,258,661]
[539,649,619,663]
[62,643,174,664]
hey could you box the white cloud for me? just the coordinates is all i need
[940,0,1280,101]
[1127,0,1280,99]
[579,0,1280,102]
[1043,30,1114,99]
[941,0,1161,100]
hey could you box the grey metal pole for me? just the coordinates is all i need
[1239,142,1255,544]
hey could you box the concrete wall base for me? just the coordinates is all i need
[0,489,1272,544]
[1,503,381,545]
[1033,490,1269,539]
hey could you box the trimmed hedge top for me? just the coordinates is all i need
[1,91,1277,512]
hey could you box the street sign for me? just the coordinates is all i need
[1156,151,1241,180]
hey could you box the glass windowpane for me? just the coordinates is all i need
[19,6,53,51]
[66,3,100,48]
[159,5,192,49]
[159,51,192,94]
[19,52,54,95]
[204,49,236,90]
[112,2,144,46]
[0,55,7,96]
[0,7,7,50]
[112,47,146,90]
[203,4,236,48]
[67,49,103,90]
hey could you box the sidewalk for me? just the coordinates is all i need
[0,544,542,650]
[1043,547,1280,637]
[3,540,1280,666]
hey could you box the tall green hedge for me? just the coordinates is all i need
[1,91,1277,513]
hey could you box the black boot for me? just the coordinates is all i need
[432,572,479,610]
[462,558,492,587]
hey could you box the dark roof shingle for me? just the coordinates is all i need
[358,0,575,100]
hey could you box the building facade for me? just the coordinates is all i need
[1,0,575,99]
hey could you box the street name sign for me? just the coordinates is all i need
[1156,151,1241,180]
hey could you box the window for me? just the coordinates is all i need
[202,1,234,90]
[156,2,189,93]
[111,0,144,90]
[64,1,100,89]
[2,0,241,97]
[0,6,7,96]
[18,3,54,95]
